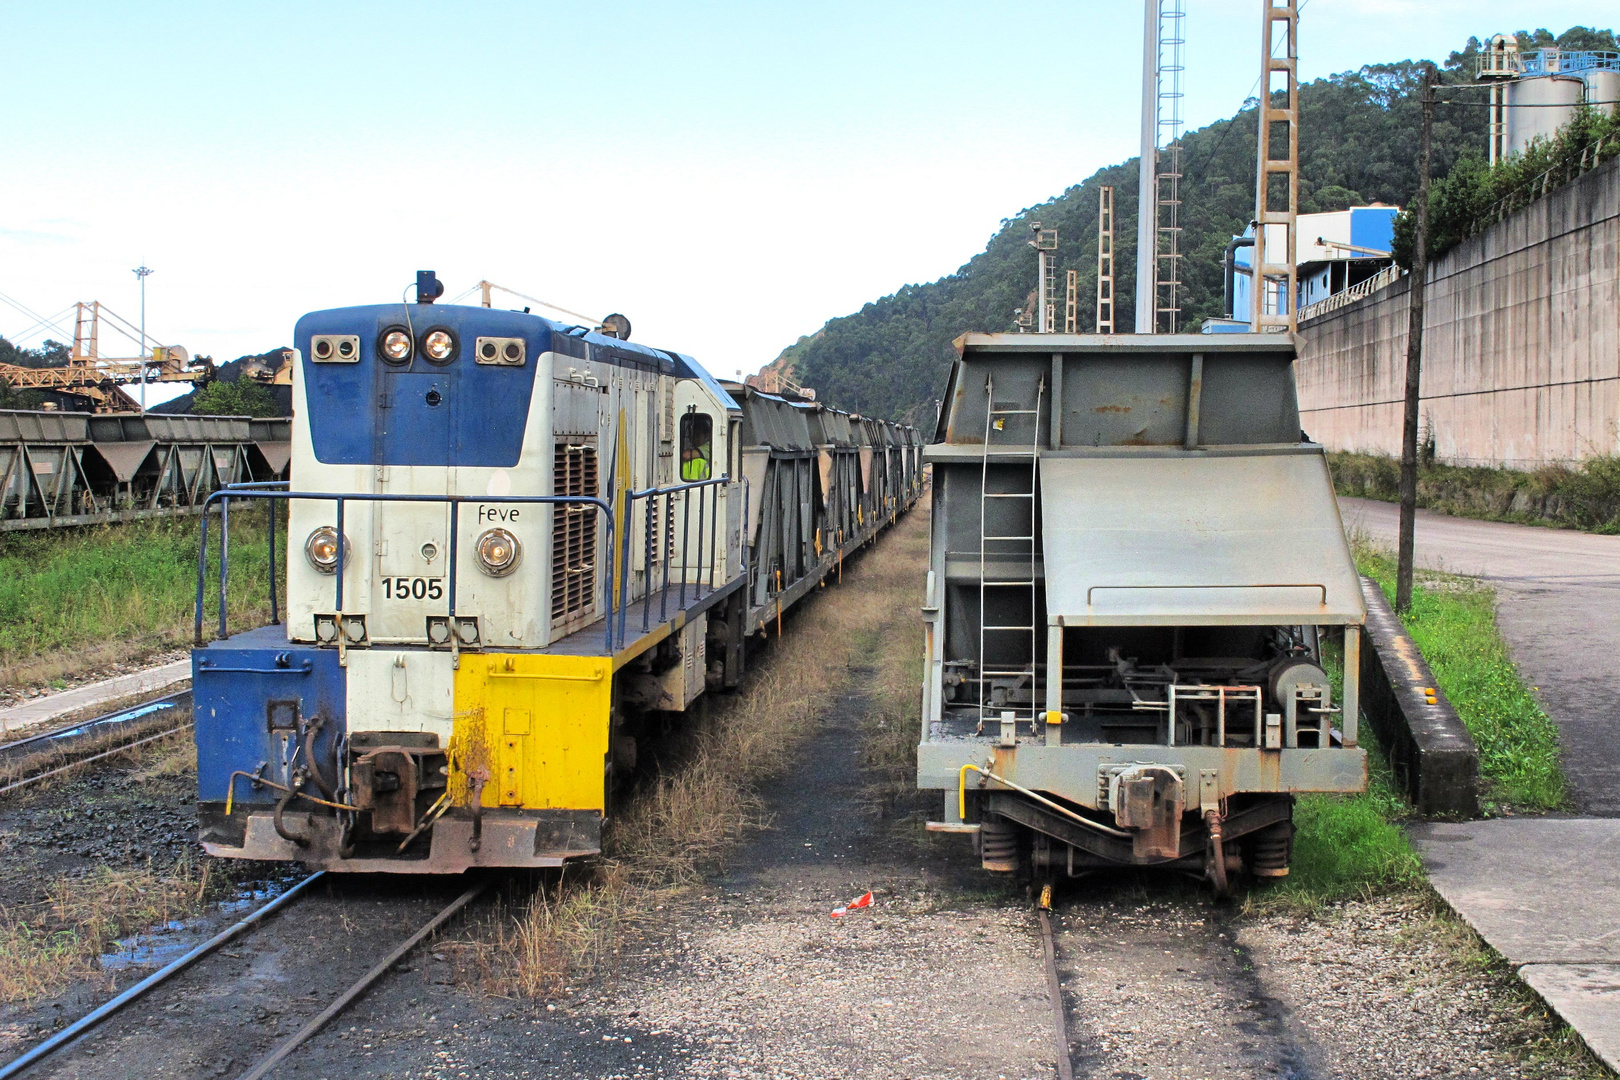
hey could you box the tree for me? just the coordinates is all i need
[191,378,280,418]
[0,337,70,369]
[0,377,45,410]
[786,31,1509,422]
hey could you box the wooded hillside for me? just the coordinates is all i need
[784,29,1611,423]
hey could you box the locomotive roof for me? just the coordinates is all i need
[294,304,736,408]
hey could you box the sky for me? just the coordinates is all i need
[1,1,1612,403]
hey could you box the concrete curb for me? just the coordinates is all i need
[0,659,192,737]
[1357,576,1480,817]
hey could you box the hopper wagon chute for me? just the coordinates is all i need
[918,332,1367,888]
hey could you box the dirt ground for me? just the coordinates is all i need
[244,678,1597,1080]
[0,582,1604,1077]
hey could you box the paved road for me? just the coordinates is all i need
[1338,497,1620,815]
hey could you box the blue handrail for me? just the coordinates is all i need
[195,488,618,653]
[616,475,730,641]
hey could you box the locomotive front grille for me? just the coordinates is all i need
[552,441,599,624]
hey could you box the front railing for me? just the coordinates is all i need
[197,476,737,655]
[196,485,617,652]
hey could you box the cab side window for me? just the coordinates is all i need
[680,411,713,481]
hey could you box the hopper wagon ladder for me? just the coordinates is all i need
[977,373,1043,733]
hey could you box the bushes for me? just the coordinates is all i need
[1329,451,1620,533]
[1394,105,1620,267]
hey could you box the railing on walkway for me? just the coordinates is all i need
[1297,263,1405,324]
[196,485,617,652]
[617,475,732,642]
[1473,131,1619,234]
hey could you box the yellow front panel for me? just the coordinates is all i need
[451,653,611,811]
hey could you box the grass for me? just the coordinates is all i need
[1354,541,1566,813]
[480,502,934,997]
[0,508,284,687]
[0,730,227,1003]
[1266,532,1568,908]
[1329,449,1620,533]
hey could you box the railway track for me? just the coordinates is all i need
[0,873,488,1080]
[0,691,194,796]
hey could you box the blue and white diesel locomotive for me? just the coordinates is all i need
[191,275,922,872]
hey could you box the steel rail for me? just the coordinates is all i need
[0,691,189,758]
[0,722,195,797]
[0,873,325,1080]
[233,882,489,1080]
[1037,904,1076,1080]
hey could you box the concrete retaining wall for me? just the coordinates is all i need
[1357,577,1480,817]
[1296,157,1620,470]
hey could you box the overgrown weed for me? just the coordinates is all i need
[0,857,220,1003]
[1329,449,1620,533]
[488,503,931,997]
[0,509,284,688]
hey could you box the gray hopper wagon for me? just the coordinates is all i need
[918,333,1367,889]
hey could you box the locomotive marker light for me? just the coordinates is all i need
[475,528,521,577]
[311,335,360,363]
[378,327,413,364]
[304,527,349,573]
[422,327,458,364]
[474,336,526,366]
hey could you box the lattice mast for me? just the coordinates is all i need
[1029,224,1059,333]
[1154,0,1186,333]
[1251,0,1300,333]
[1097,186,1116,332]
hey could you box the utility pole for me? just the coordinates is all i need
[132,263,153,414]
[1396,66,1436,615]
[1135,0,1158,334]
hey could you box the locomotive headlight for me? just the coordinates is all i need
[475,528,521,577]
[304,526,349,574]
[379,327,413,364]
[422,328,457,364]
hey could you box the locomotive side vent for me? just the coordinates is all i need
[552,441,599,625]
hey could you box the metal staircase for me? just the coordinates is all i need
[977,373,1044,731]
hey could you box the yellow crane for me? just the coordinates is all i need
[0,301,208,411]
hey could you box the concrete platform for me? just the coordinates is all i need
[1412,818,1620,1070]
[0,658,192,736]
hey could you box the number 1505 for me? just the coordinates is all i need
[383,577,444,600]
